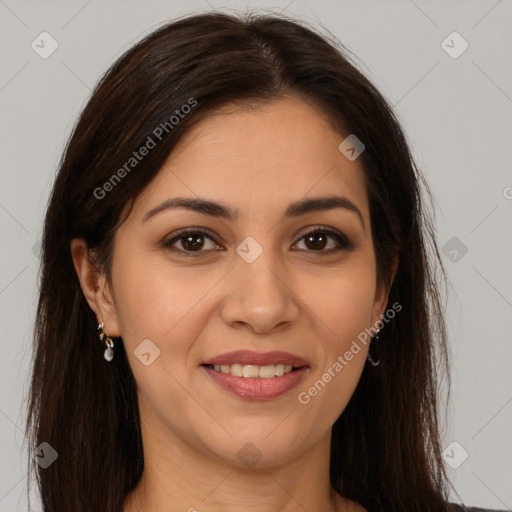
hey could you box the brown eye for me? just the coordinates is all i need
[164,229,219,254]
[164,226,353,257]
[293,227,354,253]
[179,233,206,251]
[303,231,329,251]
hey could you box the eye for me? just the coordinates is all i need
[292,226,354,254]
[163,225,354,257]
[163,229,220,255]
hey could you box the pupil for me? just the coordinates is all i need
[183,234,204,251]
[305,232,326,250]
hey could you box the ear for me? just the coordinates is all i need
[371,252,399,325]
[70,238,121,336]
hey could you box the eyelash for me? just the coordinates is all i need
[163,225,354,257]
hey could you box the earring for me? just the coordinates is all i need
[367,328,381,367]
[98,323,114,362]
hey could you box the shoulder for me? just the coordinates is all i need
[449,503,509,512]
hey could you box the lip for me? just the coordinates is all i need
[202,365,309,400]
[201,350,310,367]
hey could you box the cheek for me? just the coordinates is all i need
[300,261,377,344]
[111,252,229,381]
[294,263,375,422]
[294,290,373,435]
[297,352,366,441]
[112,250,211,338]
[110,253,213,421]
[112,245,377,371]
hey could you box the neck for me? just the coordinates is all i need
[123,411,351,512]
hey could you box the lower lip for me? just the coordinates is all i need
[202,366,309,400]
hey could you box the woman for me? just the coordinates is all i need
[25,11,503,512]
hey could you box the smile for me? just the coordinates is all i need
[204,363,295,378]
[201,349,310,399]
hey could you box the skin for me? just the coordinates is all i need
[71,94,396,512]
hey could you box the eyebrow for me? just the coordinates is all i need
[142,195,365,230]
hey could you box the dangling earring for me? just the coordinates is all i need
[98,323,114,362]
[367,328,381,367]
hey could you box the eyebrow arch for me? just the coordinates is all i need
[142,195,365,230]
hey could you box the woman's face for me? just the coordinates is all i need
[104,95,390,468]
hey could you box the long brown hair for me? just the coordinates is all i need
[25,11,452,511]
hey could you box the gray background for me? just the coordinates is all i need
[1,0,511,510]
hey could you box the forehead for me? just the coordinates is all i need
[131,95,369,223]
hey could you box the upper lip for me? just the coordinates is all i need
[202,350,310,367]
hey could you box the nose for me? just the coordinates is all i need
[219,248,300,335]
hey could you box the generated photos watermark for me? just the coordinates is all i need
[297,301,402,405]
[93,97,198,200]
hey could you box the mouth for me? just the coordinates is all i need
[200,350,310,400]
[201,363,301,378]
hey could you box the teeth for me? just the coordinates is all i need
[209,363,294,378]
[258,365,275,379]
[231,363,243,377]
[243,365,260,378]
